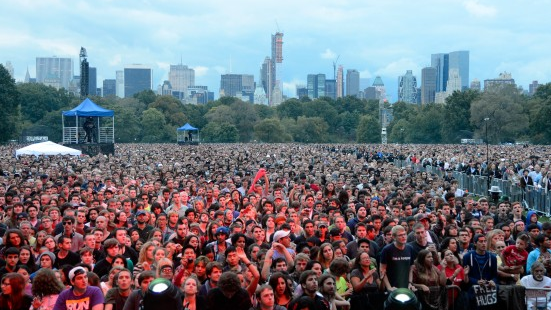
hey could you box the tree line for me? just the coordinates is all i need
[1,64,550,144]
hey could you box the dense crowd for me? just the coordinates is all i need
[0,143,550,310]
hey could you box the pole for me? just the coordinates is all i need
[485,117,490,191]
[400,128,404,168]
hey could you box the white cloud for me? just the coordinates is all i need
[374,58,422,78]
[109,55,122,66]
[320,49,337,60]
[359,69,373,80]
[193,66,209,77]
[463,0,497,18]
[283,78,305,97]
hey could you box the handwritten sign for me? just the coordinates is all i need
[473,284,497,306]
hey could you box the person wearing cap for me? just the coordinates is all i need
[205,226,231,263]
[131,210,153,241]
[53,266,104,310]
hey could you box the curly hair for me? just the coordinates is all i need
[31,269,65,297]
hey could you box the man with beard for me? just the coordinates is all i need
[521,261,551,310]
[131,210,153,241]
[105,269,133,310]
[318,274,350,309]
[292,270,330,310]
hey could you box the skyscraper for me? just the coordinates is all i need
[449,51,469,90]
[431,51,469,92]
[398,70,417,104]
[372,76,386,101]
[116,70,124,98]
[103,79,116,97]
[307,74,325,99]
[88,67,97,96]
[431,53,448,93]
[168,64,195,99]
[346,69,360,97]
[421,67,437,104]
[529,81,541,95]
[36,57,74,90]
[325,79,336,100]
[336,65,344,98]
[484,72,516,91]
[219,74,254,98]
[470,79,481,91]
[270,32,284,105]
[124,65,152,98]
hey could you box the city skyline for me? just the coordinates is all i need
[2,0,551,101]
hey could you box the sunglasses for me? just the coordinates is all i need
[63,221,73,225]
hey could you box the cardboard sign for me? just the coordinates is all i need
[473,284,497,306]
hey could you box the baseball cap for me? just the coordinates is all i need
[273,230,291,242]
[215,226,229,236]
[136,210,147,216]
[69,267,87,282]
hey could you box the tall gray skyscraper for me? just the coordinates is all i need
[103,79,116,97]
[169,64,195,99]
[421,67,437,104]
[431,51,469,92]
[346,69,360,97]
[124,65,152,98]
[325,79,336,100]
[398,70,417,104]
[36,57,74,90]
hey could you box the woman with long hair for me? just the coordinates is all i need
[114,211,129,228]
[0,273,33,310]
[100,266,124,295]
[30,269,65,310]
[438,249,467,309]
[268,272,292,308]
[14,265,32,296]
[349,251,380,309]
[261,214,276,242]
[0,230,26,259]
[17,246,37,273]
[132,241,155,279]
[183,235,201,257]
[181,276,206,310]
[410,249,447,310]
[43,236,57,253]
[32,230,48,257]
[317,243,334,271]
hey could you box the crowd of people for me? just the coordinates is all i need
[0,142,550,310]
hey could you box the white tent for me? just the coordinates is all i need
[15,141,82,157]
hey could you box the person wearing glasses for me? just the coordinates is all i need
[0,273,33,310]
[54,216,84,252]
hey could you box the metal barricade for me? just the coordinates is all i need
[525,287,551,310]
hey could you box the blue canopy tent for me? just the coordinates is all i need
[177,123,200,144]
[62,98,115,144]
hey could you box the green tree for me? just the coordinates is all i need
[303,99,338,128]
[528,83,551,144]
[276,99,303,120]
[115,108,142,142]
[254,118,292,142]
[0,65,20,141]
[149,95,186,127]
[441,89,479,142]
[356,115,381,143]
[408,104,444,143]
[141,108,170,142]
[470,85,528,143]
[389,119,410,143]
[202,122,239,142]
[230,100,258,142]
[133,89,157,105]
[254,104,276,120]
[291,117,328,143]
[17,83,72,123]
[205,105,234,124]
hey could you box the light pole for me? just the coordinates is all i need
[484,117,490,191]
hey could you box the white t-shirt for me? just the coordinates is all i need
[520,275,551,310]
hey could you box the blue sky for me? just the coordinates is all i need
[2,0,551,101]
